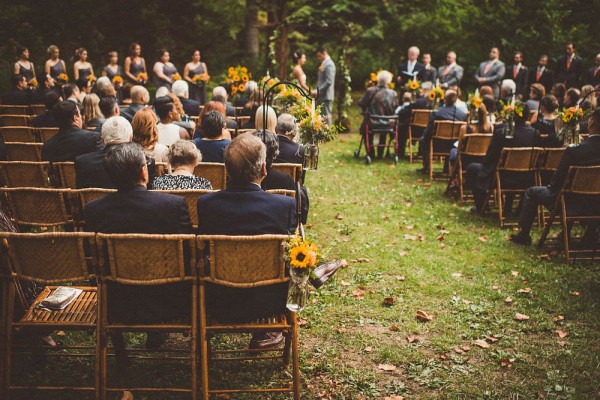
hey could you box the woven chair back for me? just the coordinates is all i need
[410,110,432,127]
[96,233,196,285]
[538,148,566,171]
[0,187,72,226]
[5,142,43,162]
[193,162,227,190]
[0,114,30,126]
[197,235,289,288]
[0,126,35,143]
[0,106,29,116]
[233,116,251,126]
[53,162,77,188]
[29,104,46,116]
[564,166,600,195]
[461,134,493,156]
[498,147,543,172]
[154,189,216,228]
[77,188,117,209]
[0,161,51,187]
[38,127,59,143]
[266,189,296,198]
[433,120,466,140]
[0,232,95,284]
[272,163,302,184]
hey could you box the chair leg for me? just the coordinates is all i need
[1,283,15,400]
[290,312,301,400]
[538,209,558,248]
[458,159,465,203]
[199,287,209,400]
[98,284,109,400]
[408,129,413,163]
[191,286,198,400]
[429,142,433,182]
[561,199,571,264]
[497,178,504,228]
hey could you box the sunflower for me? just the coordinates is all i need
[28,78,38,87]
[228,67,235,74]
[58,73,68,81]
[87,74,96,82]
[112,76,123,84]
[428,92,436,101]
[233,75,240,82]
[289,243,316,269]
[408,80,420,91]
[238,83,245,92]
[231,86,238,95]
[370,72,377,82]
[172,73,182,81]
[242,74,249,82]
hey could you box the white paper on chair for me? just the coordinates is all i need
[37,287,83,312]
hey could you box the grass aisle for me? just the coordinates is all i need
[300,128,600,399]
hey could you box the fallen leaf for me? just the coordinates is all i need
[403,234,418,241]
[517,288,532,293]
[553,315,564,322]
[352,289,365,299]
[555,329,568,338]
[439,353,448,360]
[474,339,490,348]
[514,313,530,321]
[298,318,308,326]
[337,327,347,333]
[384,396,404,400]
[451,272,463,278]
[390,324,399,331]
[478,235,488,242]
[121,392,134,400]
[407,335,419,343]
[340,293,347,297]
[378,364,397,372]
[340,280,351,287]
[436,234,445,241]
[396,275,406,281]
[382,297,395,307]
[416,310,433,322]
[56,331,66,336]
[492,285,499,290]
[382,215,390,220]
[400,251,407,257]
[462,299,472,305]
[355,258,371,263]
[461,345,471,352]
[335,213,344,220]
[453,347,464,354]
[570,291,580,296]
[500,358,514,368]
[505,296,513,303]
[486,335,499,343]
[405,225,414,230]
[558,340,567,347]
[365,346,373,352]
[511,271,519,277]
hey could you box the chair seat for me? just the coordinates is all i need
[17,286,97,326]
[207,312,289,331]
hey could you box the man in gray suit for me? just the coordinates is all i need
[437,51,464,89]
[474,47,506,100]
[312,46,336,124]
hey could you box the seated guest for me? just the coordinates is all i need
[466,102,535,213]
[75,116,132,188]
[255,105,277,132]
[172,80,200,117]
[497,80,516,110]
[581,85,597,109]
[95,96,120,133]
[240,81,261,128]
[275,113,304,164]
[120,82,134,105]
[166,92,196,133]
[532,95,561,147]
[82,93,104,129]
[563,87,580,108]
[154,96,190,145]
[31,92,61,128]
[193,111,231,163]
[84,142,193,352]
[510,108,600,245]
[212,94,237,129]
[120,85,149,122]
[1,75,30,105]
[212,86,235,116]
[194,100,232,140]
[418,89,468,174]
[396,83,433,157]
[132,108,170,163]
[41,101,100,162]
[448,86,468,114]
[62,83,81,106]
[253,130,294,191]
[95,76,117,99]
[152,140,212,190]
[30,75,56,104]
[526,83,545,121]
[551,83,566,109]
[75,77,92,102]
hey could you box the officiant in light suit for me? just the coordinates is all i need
[312,46,336,125]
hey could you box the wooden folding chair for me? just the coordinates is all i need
[74,189,117,228]
[52,161,77,188]
[194,162,227,190]
[429,120,466,181]
[197,234,300,400]
[538,166,600,264]
[266,189,296,198]
[272,163,303,185]
[493,147,543,228]
[0,115,30,127]
[95,233,198,399]
[0,106,30,116]
[234,106,244,117]
[0,161,52,188]
[29,104,46,116]
[408,109,432,163]
[0,187,74,230]
[233,116,251,127]
[0,127,36,143]
[445,134,492,203]
[0,232,98,399]
[154,189,216,229]
[5,142,43,162]
[536,148,567,225]
[37,127,59,143]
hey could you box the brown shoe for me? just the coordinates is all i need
[248,332,284,349]
[310,259,347,289]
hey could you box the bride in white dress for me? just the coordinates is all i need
[292,50,309,91]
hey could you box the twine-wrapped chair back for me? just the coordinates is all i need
[77,188,116,210]
[0,115,30,127]
[197,235,289,288]
[96,233,197,285]
[52,161,77,188]
[0,126,35,143]
[498,147,543,172]
[233,115,251,126]
[433,120,466,140]
[193,162,227,190]
[410,109,432,127]
[154,189,216,229]
[266,189,296,198]
[461,133,493,156]
[37,127,59,143]
[236,128,255,136]
[29,104,46,116]
[565,165,600,195]
[0,106,30,115]
[445,134,493,203]
[5,142,43,162]
[0,161,51,188]
[0,187,73,228]
[272,163,302,185]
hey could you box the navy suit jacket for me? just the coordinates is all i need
[585,66,600,87]
[1,89,30,106]
[506,65,529,98]
[548,135,600,195]
[41,126,100,162]
[555,55,583,89]
[120,103,146,122]
[423,105,468,142]
[275,135,304,165]
[178,96,201,117]
[396,61,424,85]
[75,148,115,189]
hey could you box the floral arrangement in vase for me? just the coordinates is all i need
[496,99,524,139]
[226,66,251,98]
[428,87,445,110]
[298,103,341,170]
[285,235,320,312]
[557,106,588,145]
[274,85,302,113]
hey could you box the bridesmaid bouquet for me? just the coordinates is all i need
[192,73,210,86]
[136,72,148,85]
[112,76,123,87]
[27,78,38,88]
[58,73,69,83]
[172,73,182,81]
[87,74,96,84]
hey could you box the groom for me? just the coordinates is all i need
[312,46,336,125]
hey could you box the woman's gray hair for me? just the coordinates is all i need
[252,130,279,168]
[376,70,393,86]
[224,133,266,183]
[169,139,201,167]
[103,142,147,190]
[275,113,296,137]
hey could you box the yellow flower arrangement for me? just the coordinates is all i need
[87,74,96,83]
[28,78,38,87]
[226,66,251,97]
[298,104,341,144]
[136,72,148,82]
[58,73,68,82]
[407,79,420,92]
[172,73,182,81]
[558,106,584,124]
[288,236,319,270]
[428,87,445,101]
[496,100,524,122]
[238,83,245,92]
[112,76,123,85]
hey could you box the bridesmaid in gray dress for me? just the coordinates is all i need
[13,46,36,84]
[153,48,178,91]
[44,45,67,95]
[184,49,209,105]
[124,42,147,84]
[102,51,123,81]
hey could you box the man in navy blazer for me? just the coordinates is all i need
[396,46,424,87]
[555,42,584,89]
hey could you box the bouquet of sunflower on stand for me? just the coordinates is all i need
[285,235,320,312]
[226,65,251,98]
[428,87,445,110]
[496,99,524,139]
[192,73,210,87]
[406,79,420,102]
[274,85,302,113]
[557,106,588,145]
[298,104,341,170]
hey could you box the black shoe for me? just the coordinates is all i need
[509,233,532,246]
[145,332,169,350]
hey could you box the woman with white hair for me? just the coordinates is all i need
[152,140,212,190]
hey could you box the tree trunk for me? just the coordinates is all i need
[243,0,259,65]
[276,0,289,79]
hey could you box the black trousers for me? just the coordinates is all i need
[518,186,556,236]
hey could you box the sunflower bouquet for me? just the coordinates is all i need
[192,73,210,86]
[27,78,38,88]
[558,106,584,124]
[274,85,302,113]
[172,73,182,81]
[406,79,420,93]
[86,74,96,83]
[112,75,123,87]
[288,102,312,122]
[226,65,251,97]
[298,105,340,145]
[496,100,524,122]
[58,73,69,83]
[287,235,319,271]
[260,75,280,92]
[557,106,588,145]
[136,72,148,84]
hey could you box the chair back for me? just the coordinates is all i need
[197,235,289,288]
[538,147,566,172]
[460,134,493,156]
[0,106,30,116]
[155,162,170,176]
[5,142,43,161]
[153,189,216,228]
[0,161,51,187]
[432,120,466,140]
[29,104,46,116]
[0,232,95,284]
[0,114,30,126]
[77,188,117,210]
[410,110,432,127]
[563,166,600,195]
[271,163,302,185]
[53,161,77,188]
[38,127,59,143]
[234,116,251,126]
[0,126,35,143]
[96,233,196,285]
[266,189,296,198]
[0,187,73,227]
[234,106,244,117]
[193,162,227,190]
[498,147,543,172]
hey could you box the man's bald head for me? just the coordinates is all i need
[130,85,150,105]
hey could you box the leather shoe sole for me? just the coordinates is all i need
[248,332,284,350]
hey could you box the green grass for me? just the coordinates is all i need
[9,98,600,399]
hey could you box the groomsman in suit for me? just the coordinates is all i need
[419,53,437,83]
[474,47,506,100]
[585,53,600,87]
[0,75,30,105]
[530,54,554,94]
[312,46,336,125]
[396,46,424,86]
[555,42,583,89]
[506,51,529,99]
[438,51,464,89]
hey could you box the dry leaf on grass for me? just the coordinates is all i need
[352,289,365,299]
[474,339,490,348]
[486,335,499,343]
[517,288,532,293]
[500,358,515,368]
[504,296,513,303]
[416,310,433,322]
[400,251,407,257]
[335,213,344,220]
[407,335,420,343]
[378,364,397,372]
[384,396,404,400]
[511,271,519,276]
[451,272,463,278]
[340,280,351,287]
[405,225,414,230]
[453,347,464,354]
[492,285,500,290]
[396,275,406,281]
[298,318,308,326]
[514,313,530,321]
[365,346,373,353]
[403,234,418,241]
[390,324,399,331]
[570,291,580,296]
[478,235,488,242]
[556,329,568,338]
[553,315,564,322]
[462,345,471,351]
[382,297,395,307]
